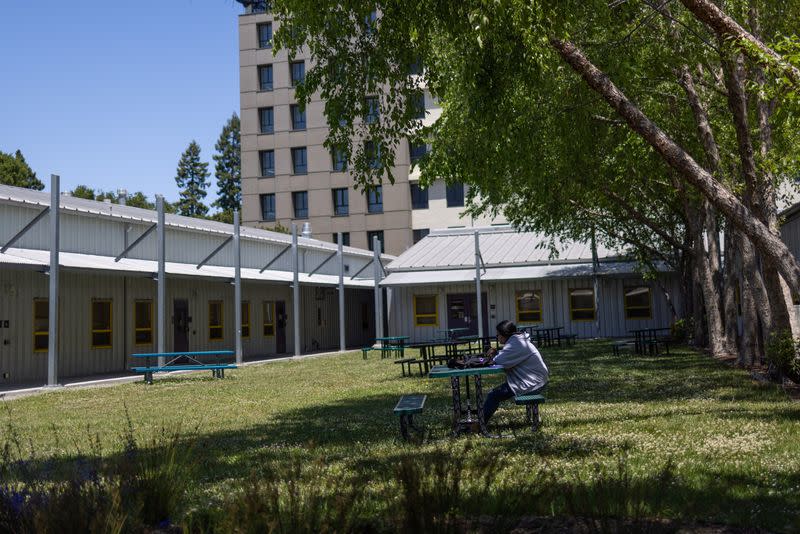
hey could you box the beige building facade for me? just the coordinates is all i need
[238,5,505,256]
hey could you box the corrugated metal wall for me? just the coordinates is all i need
[386,275,682,343]
[0,267,375,387]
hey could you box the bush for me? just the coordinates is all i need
[765,329,800,382]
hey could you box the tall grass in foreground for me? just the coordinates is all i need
[2,415,687,534]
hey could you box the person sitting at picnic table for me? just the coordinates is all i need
[483,320,549,425]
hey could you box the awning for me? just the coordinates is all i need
[0,248,374,289]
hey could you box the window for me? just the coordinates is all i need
[290,104,306,130]
[257,22,273,48]
[332,188,349,216]
[367,230,384,252]
[33,299,48,352]
[624,287,652,319]
[248,1,271,13]
[91,300,112,348]
[367,186,382,214]
[209,301,223,340]
[414,295,438,326]
[365,140,381,169]
[291,147,307,174]
[293,191,308,218]
[290,61,305,86]
[446,183,465,207]
[134,300,153,345]
[260,193,276,221]
[516,290,542,323]
[410,183,428,209]
[569,289,596,321]
[411,92,425,119]
[364,96,379,124]
[331,146,347,171]
[259,150,275,177]
[413,229,429,244]
[258,64,273,91]
[242,301,251,338]
[333,232,350,246]
[409,141,427,164]
[263,301,275,336]
[259,107,274,134]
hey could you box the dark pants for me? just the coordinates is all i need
[483,381,544,424]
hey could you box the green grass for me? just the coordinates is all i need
[3,342,800,531]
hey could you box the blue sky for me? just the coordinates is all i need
[0,0,245,205]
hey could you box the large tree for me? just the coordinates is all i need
[0,149,44,190]
[212,113,241,223]
[272,0,800,363]
[175,141,210,218]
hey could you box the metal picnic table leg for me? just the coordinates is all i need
[450,376,462,435]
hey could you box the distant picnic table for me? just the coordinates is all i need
[130,350,236,384]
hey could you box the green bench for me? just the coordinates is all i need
[131,351,237,384]
[394,358,423,377]
[611,340,635,356]
[393,394,426,440]
[514,394,546,431]
[558,333,578,346]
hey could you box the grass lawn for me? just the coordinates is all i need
[3,341,800,531]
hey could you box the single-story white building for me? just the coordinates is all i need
[381,226,681,342]
[0,183,392,388]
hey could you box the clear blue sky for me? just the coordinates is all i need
[0,0,245,205]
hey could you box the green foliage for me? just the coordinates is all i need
[212,113,241,220]
[68,186,170,212]
[765,329,800,381]
[0,149,44,190]
[175,140,210,218]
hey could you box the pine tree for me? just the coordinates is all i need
[212,113,241,220]
[175,141,210,217]
[0,149,44,190]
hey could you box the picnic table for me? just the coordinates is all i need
[130,350,236,384]
[436,327,470,341]
[406,337,497,374]
[518,326,564,347]
[429,363,505,437]
[629,327,672,354]
[376,336,409,359]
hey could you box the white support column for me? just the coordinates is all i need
[338,233,346,352]
[292,224,301,357]
[475,230,484,339]
[156,195,166,367]
[234,210,243,364]
[373,236,384,342]
[46,175,60,387]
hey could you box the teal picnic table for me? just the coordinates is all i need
[376,336,409,358]
[428,364,505,437]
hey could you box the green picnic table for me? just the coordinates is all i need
[428,364,505,437]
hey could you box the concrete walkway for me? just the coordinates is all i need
[0,349,353,400]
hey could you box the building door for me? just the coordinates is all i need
[446,293,489,337]
[275,300,287,354]
[0,292,10,384]
[173,299,190,353]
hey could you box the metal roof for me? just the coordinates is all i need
[0,247,374,288]
[0,184,395,262]
[380,261,654,286]
[387,226,623,272]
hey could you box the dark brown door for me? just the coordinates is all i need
[173,299,189,352]
[446,293,489,337]
[275,300,287,354]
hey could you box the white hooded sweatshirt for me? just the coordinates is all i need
[492,332,549,395]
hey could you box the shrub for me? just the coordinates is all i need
[765,329,800,382]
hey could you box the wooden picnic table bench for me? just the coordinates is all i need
[131,350,236,384]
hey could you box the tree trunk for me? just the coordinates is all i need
[549,38,800,298]
[738,237,762,366]
[679,0,800,89]
[723,225,740,350]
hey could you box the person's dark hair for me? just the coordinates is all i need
[496,320,517,338]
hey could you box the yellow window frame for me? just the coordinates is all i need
[623,287,652,320]
[569,288,596,322]
[263,301,275,337]
[209,300,224,341]
[516,290,542,324]
[91,299,113,349]
[134,299,153,346]
[242,301,251,339]
[33,298,49,352]
[414,295,438,327]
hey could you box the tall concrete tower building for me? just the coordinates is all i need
[237,2,504,255]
